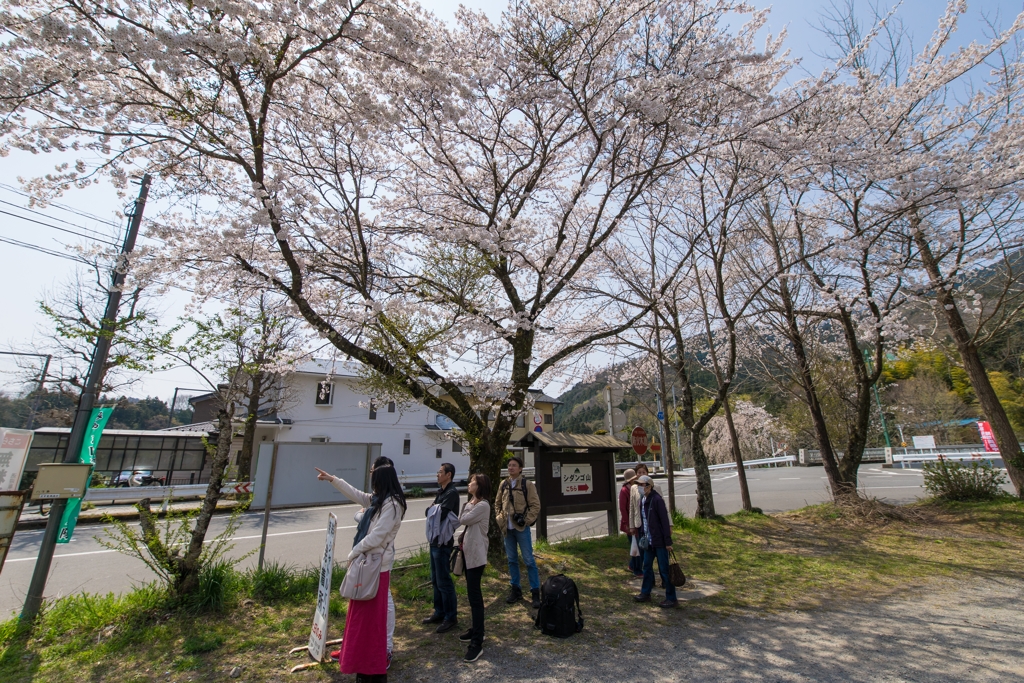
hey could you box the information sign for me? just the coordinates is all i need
[0,429,33,491]
[307,512,338,662]
[561,464,593,495]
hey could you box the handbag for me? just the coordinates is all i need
[637,534,650,552]
[450,545,465,576]
[668,549,686,587]
[629,535,640,557]
[340,547,385,600]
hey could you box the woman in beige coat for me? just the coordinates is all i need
[457,473,491,663]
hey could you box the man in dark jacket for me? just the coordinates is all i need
[633,475,678,607]
[422,463,461,632]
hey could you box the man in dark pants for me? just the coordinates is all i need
[633,475,678,608]
[422,462,461,633]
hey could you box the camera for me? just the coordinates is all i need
[512,512,526,527]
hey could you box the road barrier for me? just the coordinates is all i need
[674,454,796,476]
[83,482,253,506]
[891,452,1004,468]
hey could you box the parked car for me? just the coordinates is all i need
[110,470,165,487]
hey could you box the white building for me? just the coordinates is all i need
[186,359,561,487]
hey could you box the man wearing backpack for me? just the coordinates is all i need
[423,463,461,633]
[496,456,542,608]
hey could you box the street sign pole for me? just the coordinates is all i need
[21,174,151,623]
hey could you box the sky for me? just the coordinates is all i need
[1,0,1021,403]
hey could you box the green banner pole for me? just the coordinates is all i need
[56,405,114,544]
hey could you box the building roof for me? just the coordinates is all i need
[33,427,208,437]
[514,431,629,449]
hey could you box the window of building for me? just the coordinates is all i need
[388,401,396,413]
[403,439,411,455]
[516,414,525,428]
[435,448,443,459]
[544,413,552,424]
[315,381,333,405]
[369,402,377,420]
[311,436,329,443]
[452,440,462,453]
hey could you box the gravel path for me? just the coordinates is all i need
[390,576,1024,682]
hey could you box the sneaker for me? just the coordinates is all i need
[386,651,393,670]
[421,613,443,625]
[505,586,523,604]
[329,649,341,661]
[463,644,483,663]
[531,588,541,609]
[435,619,458,634]
[659,598,679,608]
[458,629,473,643]
[633,593,651,603]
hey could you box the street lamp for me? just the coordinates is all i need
[166,387,207,428]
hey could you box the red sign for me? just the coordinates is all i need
[650,442,662,453]
[977,421,998,453]
[631,426,648,456]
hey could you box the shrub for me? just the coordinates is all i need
[247,561,319,602]
[923,459,1008,501]
[406,486,425,498]
[181,560,238,613]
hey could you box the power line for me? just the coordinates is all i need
[0,235,91,264]
[0,198,119,244]
[0,183,121,229]
[0,207,120,247]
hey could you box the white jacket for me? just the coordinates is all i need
[330,476,404,572]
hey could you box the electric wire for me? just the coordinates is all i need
[0,197,119,244]
[0,208,121,248]
[0,235,91,264]
[0,183,121,229]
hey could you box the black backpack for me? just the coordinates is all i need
[534,574,584,638]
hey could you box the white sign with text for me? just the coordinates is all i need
[561,464,593,495]
[308,512,337,662]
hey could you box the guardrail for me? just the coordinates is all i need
[892,452,1004,468]
[84,482,253,506]
[675,454,796,476]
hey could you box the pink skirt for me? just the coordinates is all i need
[339,571,390,675]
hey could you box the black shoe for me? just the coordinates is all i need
[435,619,458,634]
[531,588,541,609]
[659,598,679,608]
[463,644,483,663]
[633,593,651,603]
[505,586,523,604]
[421,613,443,625]
[458,629,473,642]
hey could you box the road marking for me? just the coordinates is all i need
[779,478,801,480]
[862,485,924,489]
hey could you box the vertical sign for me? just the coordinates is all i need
[57,406,113,543]
[0,429,34,491]
[977,421,998,453]
[308,512,337,662]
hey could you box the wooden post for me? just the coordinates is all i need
[257,443,279,572]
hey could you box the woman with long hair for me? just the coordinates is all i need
[457,472,491,663]
[316,457,407,682]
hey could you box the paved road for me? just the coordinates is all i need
[0,464,932,618]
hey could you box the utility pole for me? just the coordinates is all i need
[863,348,891,448]
[21,174,151,623]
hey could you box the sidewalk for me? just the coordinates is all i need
[15,498,245,530]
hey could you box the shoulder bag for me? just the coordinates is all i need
[340,543,387,601]
[668,549,687,587]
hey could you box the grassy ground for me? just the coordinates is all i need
[2,498,1022,682]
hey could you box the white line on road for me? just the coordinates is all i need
[779,478,802,480]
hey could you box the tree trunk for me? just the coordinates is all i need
[914,228,1024,496]
[237,371,265,482]
[468,436,508,563]
[175,404,234,595]
[689,429,716,518]
[654,323,677,515]
[722,398,752,512]
[778,277,856,499]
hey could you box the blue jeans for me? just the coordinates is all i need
[428,544,457,622]
[503,526,540,591]
[641,545,676,602]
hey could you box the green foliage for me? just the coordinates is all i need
[405,486,426,498]
[246,561,319,602]
[181,561,238,613]
[923,459,1009,501]
[182,632,225,654]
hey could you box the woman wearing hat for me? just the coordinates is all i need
[619,468,643,576]
[634,474,678,608]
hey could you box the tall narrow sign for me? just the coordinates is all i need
[308,512,338,662]
[56,405,113,544]
[977,421,998,453]
[0,429,34,491]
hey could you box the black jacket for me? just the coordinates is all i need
[641,490,672,548]
[432,481,461,547]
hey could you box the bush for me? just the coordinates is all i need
[923,459,1009,501]
[247,561,319,602]
[406,486,425,498]
[181,560,238,613]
